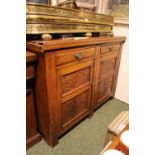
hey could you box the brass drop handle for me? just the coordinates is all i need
[75,53,84,60]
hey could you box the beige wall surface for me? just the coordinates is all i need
[113,23,129,103]
[96,0,129,103]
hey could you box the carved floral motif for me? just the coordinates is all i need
[62,68,90,94]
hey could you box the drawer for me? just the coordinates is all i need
[56,46,96,65]
[101,44,120,54]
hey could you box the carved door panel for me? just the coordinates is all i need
[57,59,94,134]
[96,52,119,108]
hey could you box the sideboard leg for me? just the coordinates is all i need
[51,138,59,147]
[44,134,59,147]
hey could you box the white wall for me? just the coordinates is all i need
[113,23,129,103]
[96,0,129,103]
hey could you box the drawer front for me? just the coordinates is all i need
[101,44,120,54]
[26,86,41,149]
[56,46,96,66]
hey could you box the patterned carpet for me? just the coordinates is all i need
[27,99,129,155]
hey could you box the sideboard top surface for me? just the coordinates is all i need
[26,51,37,62]
[26,36,126,54]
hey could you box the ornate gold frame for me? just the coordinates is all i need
[26,0,51,5]
[26,3,114,36]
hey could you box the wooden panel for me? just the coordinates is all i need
[57,59,94,97]
[56,46,95,66]
[26,64,35,80]
[26,133,42,149]
[61,90,90,130]
[101,43,120,54]
[45,52,60,146]
[35,53,60,146]
[100,58,116,74]
[99,56,117,80]
[35,55,50,140]
[26,51,37,80]
[62,67,90,95]
[26,88,41,149]
[97,76,114,102]
[61,85,91,103]
[26,51,37,62]
[26,52,41,149]
[26,89,37,140]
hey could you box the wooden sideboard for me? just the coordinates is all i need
[27,36,126,147]
[26,51,41,149]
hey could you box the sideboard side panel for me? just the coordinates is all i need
[35,55,51,144]
[44,52,60,146]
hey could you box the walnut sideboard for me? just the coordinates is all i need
[26,36,126,147]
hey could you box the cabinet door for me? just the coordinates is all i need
[57,59,94,134]
[96,52,119,108]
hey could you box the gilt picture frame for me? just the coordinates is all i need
[26,0,51,5]
[76,0,98,10]
[107,0,129,19]
[57,0,66,3]
[56,0,98,10]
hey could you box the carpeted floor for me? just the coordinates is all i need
[27,99,129,155]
